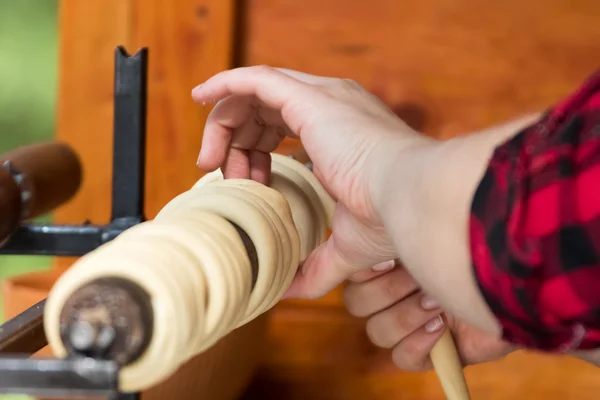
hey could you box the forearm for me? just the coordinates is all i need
[375,114,541,335]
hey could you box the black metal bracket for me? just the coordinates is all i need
[0,46,149,400]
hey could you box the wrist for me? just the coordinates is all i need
[371,132,509,334]
[368,134,437,223]
[368,114,542,335]
[396,135,502,331]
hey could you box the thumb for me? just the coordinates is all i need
[282,204,396,300]
[283,237,359,299]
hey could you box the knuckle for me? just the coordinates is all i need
[365,315,394,349]
[379,269,415,302]
[322,78,362,97]
[253,64,275,75]
[365,318,384,347]
[386,294,431,334]
[340,78,361,89]
[392,342,426,372]
[342,286,361,316]
[342,285,368,317]
[380,275,403,303]
[388,307,412,334]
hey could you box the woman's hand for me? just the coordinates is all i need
[343,264,515,371]
[192,66,433,299]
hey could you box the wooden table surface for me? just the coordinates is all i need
[242,300,599,400]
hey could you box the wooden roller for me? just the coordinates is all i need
[432,329,471,399]
[0,141,82,242]
[43,152,468,398]
[44,153,334,392]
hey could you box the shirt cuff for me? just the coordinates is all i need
[468,69,600,352]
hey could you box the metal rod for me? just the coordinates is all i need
[0,299,46,354]
[0,224,103,256]
[0,356,119,398]
[0,46,149,399]
[111,391,141,400]
[111,47,148,223]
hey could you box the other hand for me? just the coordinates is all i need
[343,263,515,371]
[192,66,433,299]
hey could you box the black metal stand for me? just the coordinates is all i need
[0,46,149,400]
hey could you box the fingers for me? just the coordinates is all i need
[344,265,450,372]
[347,260,397,283]
[219,148,272,185]
[194,71,300,179]
[365,291,443,349]
[197,94,288,182]
[284,205,397,300]
[391,320,447,372]
[274,68,340,85]
[248,151,271,184]
[227,104,291,152]
[192,66,361,183]
[197,95,250,172]
[344,266,419,317]
[221,148,250,179]
[283,237,361,299]
[192,65,314,111]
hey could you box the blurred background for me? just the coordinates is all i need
[0,1,599,400]
[0,0,57,318]
[0,3,58,400]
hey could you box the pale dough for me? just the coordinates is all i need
[44,155,334,392]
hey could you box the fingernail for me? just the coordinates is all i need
[191,85,203,96]
[425,315,444,333]
[420,294,439,310]
[372,260,395,272]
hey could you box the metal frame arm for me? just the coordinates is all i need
[0,46,148,400]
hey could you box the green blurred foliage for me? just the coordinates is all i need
[0,5,59,399]
[0,0,58,151]
[0,0,58,318]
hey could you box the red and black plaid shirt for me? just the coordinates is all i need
[470,70,600,353]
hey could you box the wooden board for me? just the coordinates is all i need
[54,0,236,228]
[54,0,133,228]
[243,0,600,139]
[243,304,600,400]
[130,0,236,217]
[240,0,600,398]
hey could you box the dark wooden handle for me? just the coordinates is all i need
[0,168,22,243]
[0,142,82,241]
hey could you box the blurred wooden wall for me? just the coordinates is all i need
[7,0,600,399]
[238,1,600,399]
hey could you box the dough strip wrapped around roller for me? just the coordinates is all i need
[44,154,335,392]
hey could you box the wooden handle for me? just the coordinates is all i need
[0,167,23,242]
[430,328,471,400]
[0,141,82,218]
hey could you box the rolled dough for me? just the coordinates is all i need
[44,155,334,392]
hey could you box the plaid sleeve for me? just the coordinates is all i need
[470,70,600,352]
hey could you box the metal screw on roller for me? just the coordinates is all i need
[69,321,116,352]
